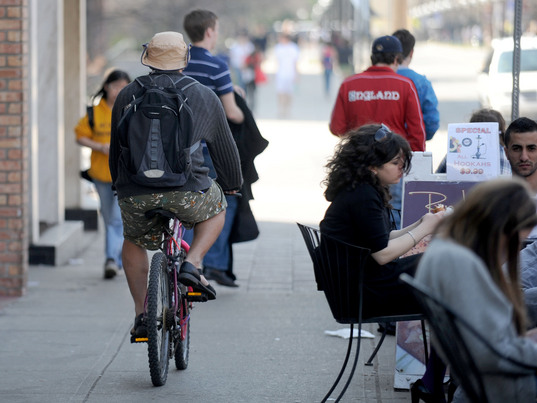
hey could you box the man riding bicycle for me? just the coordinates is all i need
[109,31,243,338]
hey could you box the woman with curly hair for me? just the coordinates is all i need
[320,123,444,318]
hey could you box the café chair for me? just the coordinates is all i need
[297,223,428,402]
[400,273,537,403]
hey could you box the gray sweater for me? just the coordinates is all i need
[416,239,537,403]
[110,73,243,199]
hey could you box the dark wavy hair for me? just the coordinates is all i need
[323,124,412,205]
[437,178,537,334]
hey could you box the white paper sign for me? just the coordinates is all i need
[446,122,500,181]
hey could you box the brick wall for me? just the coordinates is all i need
[0,0,28,296]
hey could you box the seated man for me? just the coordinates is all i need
[505,117,537,324]
[109,32,243,337]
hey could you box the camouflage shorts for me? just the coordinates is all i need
[118,181,227,250]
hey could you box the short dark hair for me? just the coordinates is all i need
[392,29,415,59]
[183,9,217,43]
[504,117,537,146]
[371,52,400,66]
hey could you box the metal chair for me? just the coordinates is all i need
[400,273,537,403]
[297,223,428,402]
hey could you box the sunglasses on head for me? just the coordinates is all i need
[374,124,392,142]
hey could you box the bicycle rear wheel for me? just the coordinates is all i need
[146,252,171,386]
[174,285,190,370]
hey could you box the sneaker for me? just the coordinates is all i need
[131,313,147,338]
[104,258,118,279]
[204,267,239,288]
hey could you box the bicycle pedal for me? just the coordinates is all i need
[186,291,208,302]
[130,335,148,343]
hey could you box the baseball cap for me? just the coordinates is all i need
[371,35,403,54]
[141,31,190,71]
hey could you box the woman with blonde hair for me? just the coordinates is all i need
[415,178,537,402]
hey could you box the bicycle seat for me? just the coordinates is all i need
[144,208,176,220]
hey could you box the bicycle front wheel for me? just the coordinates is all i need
[146,252,171,386]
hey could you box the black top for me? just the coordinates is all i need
[320,183,397,273]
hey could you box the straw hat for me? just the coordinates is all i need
[141,31,190,71]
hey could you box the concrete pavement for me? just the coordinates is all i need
[0,221,411,402]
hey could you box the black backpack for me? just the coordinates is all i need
[116,74,199,187]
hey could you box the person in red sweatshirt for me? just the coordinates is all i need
[329,35,426,152]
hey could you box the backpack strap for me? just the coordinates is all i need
[87,105,94,131]
[135,75,154,88]
[171,75,197,88]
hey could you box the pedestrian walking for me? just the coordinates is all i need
[75,69,130,279]
[274,33,300,118]
[392,29,439,141]
[183,9,267,288]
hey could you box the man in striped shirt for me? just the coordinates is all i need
[183,9,244,124]
[182,9,244,288]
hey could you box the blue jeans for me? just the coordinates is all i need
[324,68,332,95]
[183,195,239,271]
[93,179,123,267]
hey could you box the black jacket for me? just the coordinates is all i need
[228,94,269,243]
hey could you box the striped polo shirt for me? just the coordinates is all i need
[183,46,234,97]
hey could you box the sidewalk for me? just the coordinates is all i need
[0,221,411,403]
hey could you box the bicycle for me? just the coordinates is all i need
[131,208,208,386]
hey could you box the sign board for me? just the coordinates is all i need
[446,122,500,181]
[394,180,479,389]
[401,181,480,228]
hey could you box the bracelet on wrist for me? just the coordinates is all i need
[407,230,417,247]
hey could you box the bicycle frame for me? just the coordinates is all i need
[151,217,191,332]
[164,218,191,343]
[133,210,197,386]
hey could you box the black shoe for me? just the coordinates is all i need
[104,258,118,279]
[446,379,457,403]
[204,267,239,287]
[178,261,216,300]
[377,322,396,336]
[410,379,446,403]
[131,313,147,338]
